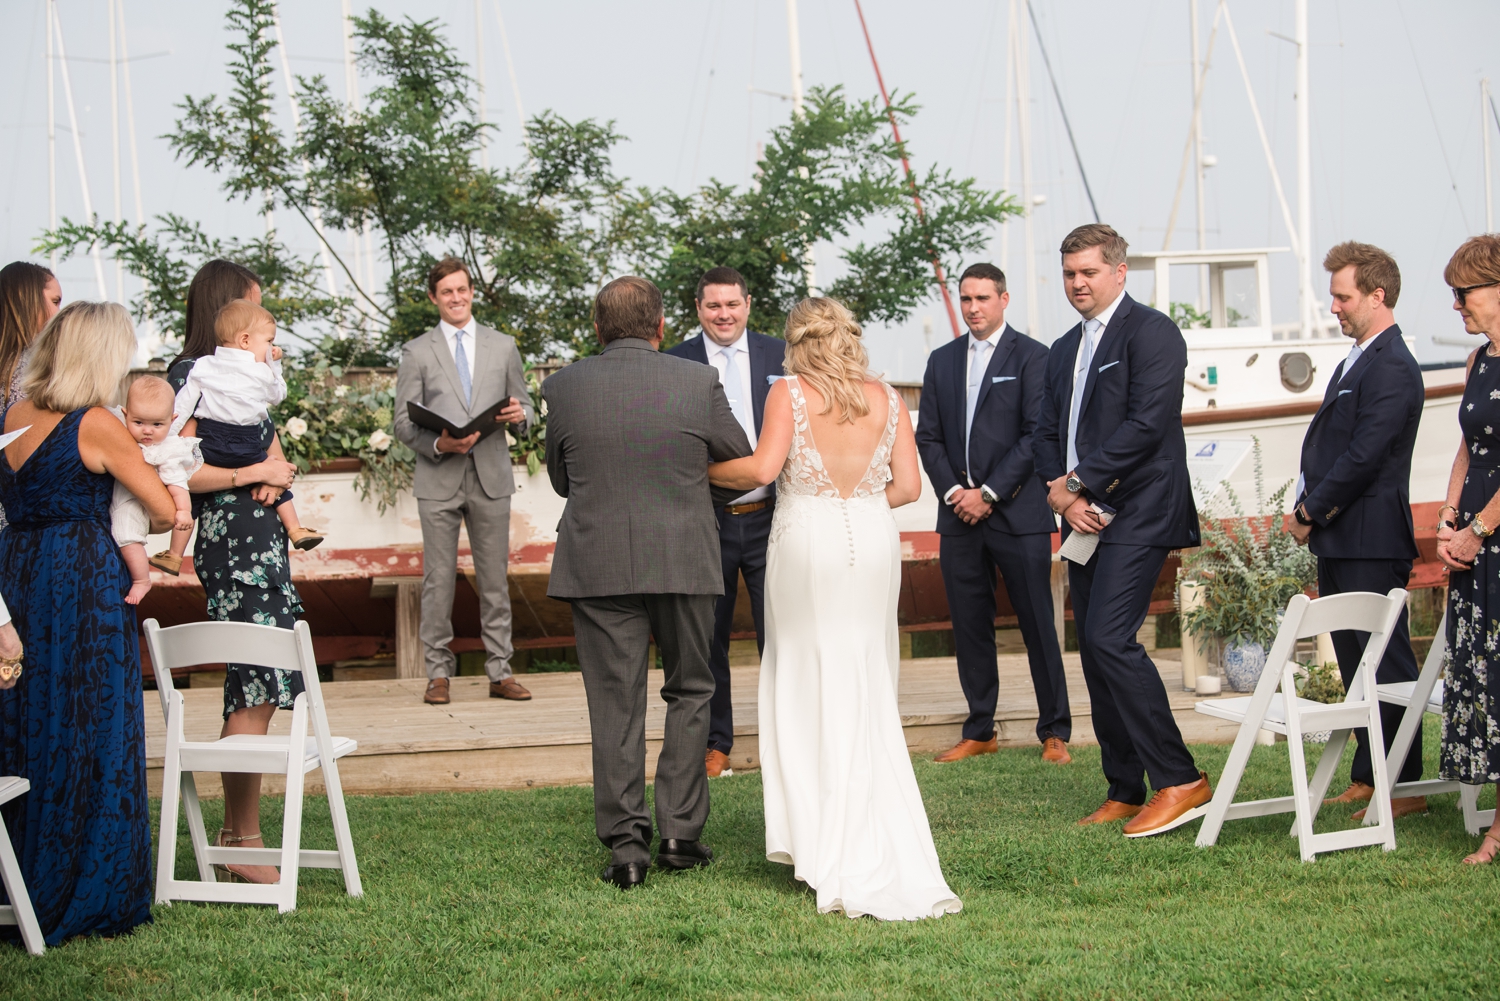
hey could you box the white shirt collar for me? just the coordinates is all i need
[439,317,477,340]
[703,328,747,356]
[968,325,1004,351]
[1083,292,1125,335]
[213,346,258,364]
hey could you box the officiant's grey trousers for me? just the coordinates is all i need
[416,460,514,683]
[571,593,716,865]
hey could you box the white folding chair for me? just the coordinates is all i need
[143,618,362,913]
[0,775,43,955]
[1195,589,1407,861]
[1377,609,1495,835]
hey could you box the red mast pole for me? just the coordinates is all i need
[852,0,963,339]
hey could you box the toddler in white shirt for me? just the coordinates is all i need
[152,299,322,574]
[112,376,201,603]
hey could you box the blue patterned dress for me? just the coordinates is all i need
[0,408,153,945]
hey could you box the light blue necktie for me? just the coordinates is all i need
[1066,319,1100,471]
[454,328,472,407]
[965,338,991,480]
[719,345,752,434]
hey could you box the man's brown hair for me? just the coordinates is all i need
[214,299,276,346]
[959,262,1007,295]
[427,256,473,295]
[594,276,664,344]
[1323,241,1401,307]
[1059,223,1129,267]
[696,266,748,301]
[1443,234,1500,290]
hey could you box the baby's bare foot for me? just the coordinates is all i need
[125,581,152,605]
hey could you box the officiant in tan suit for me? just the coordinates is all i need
[393,256,536,706]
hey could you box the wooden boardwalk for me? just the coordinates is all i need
[144,652,1240,798]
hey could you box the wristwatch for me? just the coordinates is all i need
[1065,473,1085,494]
[1294,505,1313,526]
[1473,515,1494,539]
[980,485,999,504]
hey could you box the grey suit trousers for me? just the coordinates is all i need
[570,593,716,865]
[417,459,514,682]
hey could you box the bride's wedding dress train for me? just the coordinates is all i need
[758,378,961,921]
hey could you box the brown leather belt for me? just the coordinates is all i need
[724,500,769,515]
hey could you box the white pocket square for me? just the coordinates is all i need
[992,375,1017,383]
[1098,360,1121,372]
[1338,389,1352,396]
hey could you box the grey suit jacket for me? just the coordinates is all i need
[544,337,752,598]
[393,323,536,501]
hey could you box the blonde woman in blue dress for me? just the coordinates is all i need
[710,297,961,921]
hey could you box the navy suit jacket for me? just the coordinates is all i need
[1297,324,1422,560]
[667,331,787,502]
[915,325,1055,536]
[1035,293,1200,549]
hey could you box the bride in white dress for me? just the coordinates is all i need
[709,298,962,921]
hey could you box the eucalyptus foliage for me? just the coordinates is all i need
[1179,439,1317,648]
[39,0,1013,367]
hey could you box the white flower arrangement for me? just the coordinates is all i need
[368,429,393,452]
[285,416,309,439]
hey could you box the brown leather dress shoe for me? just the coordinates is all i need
[1324,781,1374,806]
[1353,796,1428,821]
[1077,800,1143,825]
[934,737,999,763]
[1041,736,1072,764]
[423,677,450,705]
[705,749,732,778]
[490,678,532,701]
[1123,771,1213,838]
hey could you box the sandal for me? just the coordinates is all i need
[1463,832,1500,866]
[214,828,279,884]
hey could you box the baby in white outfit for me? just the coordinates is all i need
[111,376,202,604]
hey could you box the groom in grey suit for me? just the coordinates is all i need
[544,276,751,890]
[393,256,536,706]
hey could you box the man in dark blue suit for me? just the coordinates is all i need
[1035,224,1209,838]
[666,266,786,778]
[1289,241,1426,819]
[916,263,1071,766]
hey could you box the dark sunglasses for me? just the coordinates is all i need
[1452,281,1500,306]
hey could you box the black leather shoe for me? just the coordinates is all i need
[656,839,714,870]
[601,862,648,890]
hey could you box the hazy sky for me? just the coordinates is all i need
[4,0,1500,379]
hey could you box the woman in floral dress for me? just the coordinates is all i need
[1435,235,1500,865]
[172,260,301,884]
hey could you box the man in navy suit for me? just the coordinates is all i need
[1289,242,1426,819]
[666,266,787,778]
[1035,223,1210,838]
[916,263,1071,766]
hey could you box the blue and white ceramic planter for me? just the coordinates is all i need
[1222,640,1267,693]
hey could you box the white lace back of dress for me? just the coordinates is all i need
[777,376,899,501]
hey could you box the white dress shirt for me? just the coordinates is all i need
[439,317,479,385]
[943,327,1004,506]
[705,329,769,505]
[169,346,286,437]
[1065,293,1125,477]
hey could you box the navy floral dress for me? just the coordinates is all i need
[169,359,305,719]
[1443,350,1500,784]
[0,408,152,945]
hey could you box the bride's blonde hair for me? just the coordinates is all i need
[783,297,870,424]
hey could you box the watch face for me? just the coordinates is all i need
[1066,475,1082,492]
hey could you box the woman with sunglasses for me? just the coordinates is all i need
[1434,234,1500,865]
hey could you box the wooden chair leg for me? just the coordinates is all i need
[1196,723,1262,848]
[277,699,310,914]
[0,815,44,955]
[156,696,185,906]
[181,773,216,883]
[321,759,362,898]
[1292,729,1351,837]
[1285,717,1318,862]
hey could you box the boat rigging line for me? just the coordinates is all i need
[1024,0,1099,224]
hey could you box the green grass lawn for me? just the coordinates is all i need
[2,732,1496,1000]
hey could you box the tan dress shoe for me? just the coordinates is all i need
[705,749,732,778]
[423,677,450,705]
[1041,736,1072,764]
[490,678,532,700]
[1078,800,1143,825]
[148,550,183,576]
[934,737,999,763]
[1324,781,1374,805]
[1352,796,1428,821]
[1123,772,1213,838]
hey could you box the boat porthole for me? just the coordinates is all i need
[1279,351,1315,392]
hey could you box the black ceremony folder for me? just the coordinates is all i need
[406,398,516,441]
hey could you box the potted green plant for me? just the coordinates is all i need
[1179,440,1317,691]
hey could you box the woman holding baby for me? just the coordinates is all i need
[0,300,175,945]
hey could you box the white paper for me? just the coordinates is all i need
[0,426,31,450]
[1058,529,1100,564]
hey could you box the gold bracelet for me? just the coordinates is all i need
[231,467,239,488]
[1439,504,1458,519]
[1473,514,1495,539]
[0,656,22,683]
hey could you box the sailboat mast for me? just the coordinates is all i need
[1190,0,1207,308]
[1015,2,1039,339]
[474,0,488,171]
[786,0,816,294]
[1000,0,1016,277]
[1485,78,1494,233]
[46,0,56,269]
[1295,0,1314,340]
[109,0,123,301]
